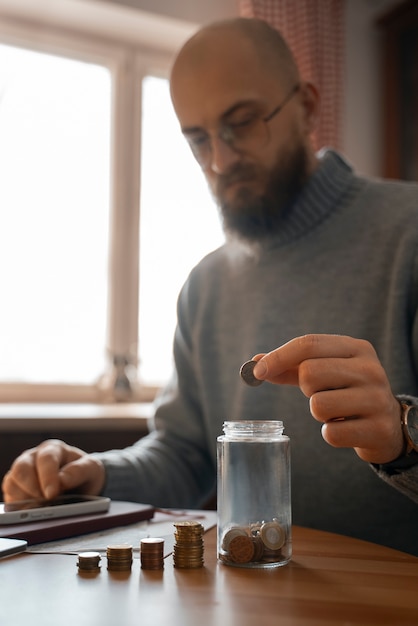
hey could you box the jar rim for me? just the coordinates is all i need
[223,420,283,427]
[222,420,284,435]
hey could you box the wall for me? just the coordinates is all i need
[343,0,403,176]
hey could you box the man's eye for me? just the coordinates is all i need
[227,112,258,129]
[186,134,209,148]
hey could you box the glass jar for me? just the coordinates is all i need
[217,420,291,568]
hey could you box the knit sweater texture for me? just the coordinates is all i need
[97,149,418,555]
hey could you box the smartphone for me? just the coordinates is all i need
[0,537,28,557]
[0,494,110,525]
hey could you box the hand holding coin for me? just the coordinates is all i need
[240,335,404,466]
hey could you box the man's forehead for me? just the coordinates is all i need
[171,41,280,126]
[172,79,269,131]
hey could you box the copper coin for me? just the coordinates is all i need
[251,536,265,562]
[221,527,248,550]
[228,535,255,563]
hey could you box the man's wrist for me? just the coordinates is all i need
[374,450,418,475]
[375,396,418,475]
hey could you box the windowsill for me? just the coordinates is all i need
[0,403,153,432]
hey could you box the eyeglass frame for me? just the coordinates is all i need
[183,83,301,168]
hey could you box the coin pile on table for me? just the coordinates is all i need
[140,537,165,570]
[77,551,101,573]
[173,520,204,569]
[106,544,133,571]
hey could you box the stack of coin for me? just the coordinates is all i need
[140,537,165,570]
[77,551,101,573]
[173,520,204,569]
[106,544,133,572]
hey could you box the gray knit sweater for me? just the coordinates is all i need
[98,149,418,555]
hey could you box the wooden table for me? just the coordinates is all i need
[1,525,417,626]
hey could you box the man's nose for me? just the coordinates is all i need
[209,135,241,175]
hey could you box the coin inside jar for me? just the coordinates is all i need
[260,521,286,550]
[240,360,264,387]
[228,535,255,563]
[221,527,248,551]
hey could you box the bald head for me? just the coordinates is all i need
[171,18,300,95]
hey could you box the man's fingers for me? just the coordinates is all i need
[251,353,299,385]
[252,335,367,382]
[2,440,87,503]
[321,407,400,453]
[2,468,43,502]
[59,456,105,496]
[2,449,46,501]
[35,440,84,499]
[36,441,69,499]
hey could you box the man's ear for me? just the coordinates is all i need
[299,82,320,135]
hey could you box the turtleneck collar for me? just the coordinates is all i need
[227,149,357,255]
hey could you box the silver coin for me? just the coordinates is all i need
[240,360,264,387]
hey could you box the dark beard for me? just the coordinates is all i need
[216,144,309,243]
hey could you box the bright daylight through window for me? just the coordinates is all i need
[0,44,111,385]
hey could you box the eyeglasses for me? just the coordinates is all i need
[184,84,300,169]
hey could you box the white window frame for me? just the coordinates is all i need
[0,0,198,403]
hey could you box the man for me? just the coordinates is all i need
[3,18,418,554]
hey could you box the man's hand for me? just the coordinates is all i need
[2,439,105,503]
[252,334,404,465]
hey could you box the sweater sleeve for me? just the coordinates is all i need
[371,463,418,504]
[92,278,216,509]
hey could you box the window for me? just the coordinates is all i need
[0,2,223,402]
[0,44,111,385]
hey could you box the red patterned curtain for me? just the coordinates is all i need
[239,0,345,151]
